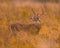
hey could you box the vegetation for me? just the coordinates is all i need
[0,0,59,3]
[0,1,60,48]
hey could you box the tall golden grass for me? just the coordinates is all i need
[0,2,60,48]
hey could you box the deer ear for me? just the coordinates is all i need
[30,16,33,20]
[39,14,42,18]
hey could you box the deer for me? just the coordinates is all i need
[8,8,41,35]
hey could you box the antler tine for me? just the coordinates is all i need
[31,7,40,16]
[36,9,41,17]
[31,8,37,16]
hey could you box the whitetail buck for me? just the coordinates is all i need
[9,8,41,35]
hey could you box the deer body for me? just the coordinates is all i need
[9,21,41,35]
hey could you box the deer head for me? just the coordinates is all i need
[30,8,41,25]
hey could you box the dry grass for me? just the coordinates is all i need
[0,1,60,48]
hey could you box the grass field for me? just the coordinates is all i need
[0,1,60,48]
